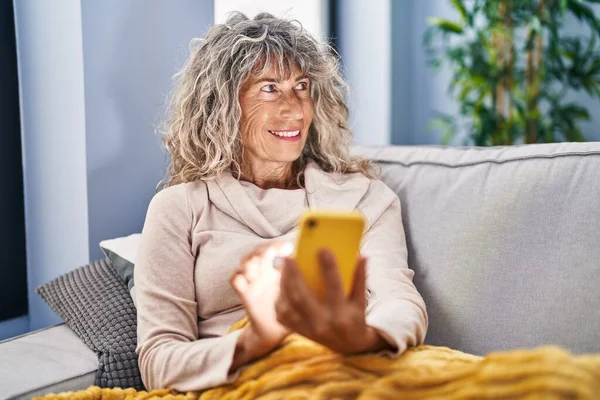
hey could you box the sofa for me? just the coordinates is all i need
[1,142,599,399]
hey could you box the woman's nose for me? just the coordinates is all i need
[279,93,303,120]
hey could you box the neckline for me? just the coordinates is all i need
[206,161,371,238]
[239,179,306,192]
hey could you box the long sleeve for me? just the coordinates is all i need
[135,184,242,392]
[362,196,428,356]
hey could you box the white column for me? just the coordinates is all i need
[337,0,391,146]
[14,0,90,330]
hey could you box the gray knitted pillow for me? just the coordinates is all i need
[36,258,144,390]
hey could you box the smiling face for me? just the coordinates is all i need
[238,61,314,179]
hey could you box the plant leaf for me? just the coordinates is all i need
[424,0,598,146]
[450,0,469,24]
[567,0,600,36]
[427,17,464,34]
[562,103,592,120]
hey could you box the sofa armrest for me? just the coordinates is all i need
[0,323,97,399]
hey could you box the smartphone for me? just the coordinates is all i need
[293,210,366,300]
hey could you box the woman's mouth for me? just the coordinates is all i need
[268,130,302,141]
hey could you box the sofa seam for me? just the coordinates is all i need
[0,323,65,345]
[373,151,600,168]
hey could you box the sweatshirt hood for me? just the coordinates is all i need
[204,161,371,238]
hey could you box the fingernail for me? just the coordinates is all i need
[319,249,333,264]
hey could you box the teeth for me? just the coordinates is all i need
[269,130,300,137]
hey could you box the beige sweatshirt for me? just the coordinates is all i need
[135,161,428,392]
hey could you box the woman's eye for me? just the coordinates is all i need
[260,84,277,93]
[295,82,309,90]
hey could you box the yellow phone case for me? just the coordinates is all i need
[293,210,365,300]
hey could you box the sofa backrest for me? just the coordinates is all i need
[354,142,600,355]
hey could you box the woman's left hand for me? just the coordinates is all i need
[275,249,391,355]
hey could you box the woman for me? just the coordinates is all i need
[135,12,427,392]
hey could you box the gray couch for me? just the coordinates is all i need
[2,142,599,399]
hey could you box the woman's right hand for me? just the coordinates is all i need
[229,241,293,369]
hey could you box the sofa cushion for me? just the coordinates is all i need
[0,324,96,399]
[36,258,144,390]
[100,233,140,305]
[354,142,600,355]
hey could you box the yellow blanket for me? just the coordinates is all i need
[37,319,600,399]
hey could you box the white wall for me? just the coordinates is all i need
[392,0,459,145]
[214,0,328,41]
[14,0,213,331]
[81,0,213,262]
[14,0,90,330]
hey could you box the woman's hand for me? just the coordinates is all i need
[230,241,293,362]
[275,249,391,355]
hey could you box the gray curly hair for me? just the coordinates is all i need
[159,12,373,188]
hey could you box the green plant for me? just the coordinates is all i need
[424,0,600,145]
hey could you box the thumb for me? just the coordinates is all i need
[231,274,249,298]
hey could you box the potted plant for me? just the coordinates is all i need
[425,0,600,145]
